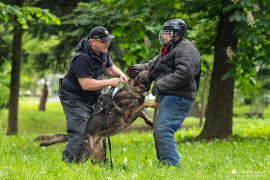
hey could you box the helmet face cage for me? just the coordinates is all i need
[159,30,173,46]
[159,19,187,46]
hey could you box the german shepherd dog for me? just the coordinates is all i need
[35,71,157,163]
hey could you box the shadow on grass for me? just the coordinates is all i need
[123,124,195,133]
[177,134,270,144]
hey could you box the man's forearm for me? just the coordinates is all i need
[106,65,125,77]
[78,78,112,91]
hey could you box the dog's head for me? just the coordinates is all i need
[134,70,153,92]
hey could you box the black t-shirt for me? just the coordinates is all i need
[72,54,113,79]
[60,46,113,103]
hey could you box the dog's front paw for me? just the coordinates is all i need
[154,102,159,108]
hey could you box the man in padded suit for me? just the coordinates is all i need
[127,19,201,167]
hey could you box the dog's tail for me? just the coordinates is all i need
[34,134,68,146]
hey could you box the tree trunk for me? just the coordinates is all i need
[7,28,22,135]
[198,10,238,139]
[199,72,209,127]
[6,0,24,135]
[190,101,200,117]
[39,83,48,111]
[7,29,22,135]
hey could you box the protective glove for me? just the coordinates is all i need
[151,84,159,96]
[127,65,140,78]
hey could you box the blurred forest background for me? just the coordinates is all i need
[1,0,270,179]
[0,0,270,138]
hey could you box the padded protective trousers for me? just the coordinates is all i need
[153,95,192,166]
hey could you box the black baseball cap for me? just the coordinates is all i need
[89,26,114,42]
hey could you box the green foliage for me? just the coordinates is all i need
[227,1,270,86]
[0,2,60,30]
[53,0,270,102]
[21,33,60,84]
[0,1,61,73]
[180,0,270,109]
[54,0,203,71]
[0,25,12,67]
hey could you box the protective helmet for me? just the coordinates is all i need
[159,19,187,46]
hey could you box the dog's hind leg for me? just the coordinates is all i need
[138,111,154,127]
[77,137,91,163]
[128,101,158,122]
[88,135,105,163]
[77,135,105,164]
[142,101,159,109]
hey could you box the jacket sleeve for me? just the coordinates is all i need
[156,44,200,92]
[135,55,160,71]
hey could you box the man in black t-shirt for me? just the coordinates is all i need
[59,26,128,163]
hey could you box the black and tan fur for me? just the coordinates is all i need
[35,71,157,163]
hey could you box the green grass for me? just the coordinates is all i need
[17,97,66,134]
[0,97,270,179]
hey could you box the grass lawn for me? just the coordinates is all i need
[0,97,269,179]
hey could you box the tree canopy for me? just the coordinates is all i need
[1,0,270,138]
